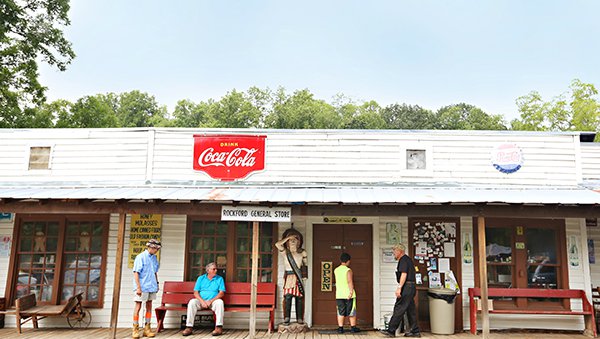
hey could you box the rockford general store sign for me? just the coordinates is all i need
[193,134,266,181]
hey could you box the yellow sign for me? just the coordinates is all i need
[516,226,524,235]
[128,214,162,268]
[321,261,333,291]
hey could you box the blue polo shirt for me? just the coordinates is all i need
[194,273,226,300]
[132,249,159,293]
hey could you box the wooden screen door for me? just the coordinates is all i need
[312,224,373,327]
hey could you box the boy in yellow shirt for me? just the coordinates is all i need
[334,252,360,333]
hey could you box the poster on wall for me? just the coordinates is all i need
[386,222,401,245]
[569,235,580,268]
[589,239,596,264]
[128,214,162,268]
[382,248,396,263]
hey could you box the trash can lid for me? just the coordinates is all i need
[427,288,456,295]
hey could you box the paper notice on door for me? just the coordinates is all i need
[443,242,455,257]
[439,258,450,272]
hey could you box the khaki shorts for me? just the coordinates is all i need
[134,292,157,302]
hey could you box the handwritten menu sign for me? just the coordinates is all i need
[128,214,162,268]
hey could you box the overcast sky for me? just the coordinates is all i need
[38,0,600,121]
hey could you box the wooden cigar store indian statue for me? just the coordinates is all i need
[275,228,308,327]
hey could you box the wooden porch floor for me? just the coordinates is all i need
[0,327,590,339]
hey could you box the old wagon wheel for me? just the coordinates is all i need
[67,308,92,328]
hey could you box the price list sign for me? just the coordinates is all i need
[128,214,162,268]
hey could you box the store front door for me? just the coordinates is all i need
[312,224,373,328]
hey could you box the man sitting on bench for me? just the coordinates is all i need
[182,262,226,336]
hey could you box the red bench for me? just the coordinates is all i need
[469,287,596,337]
[155,281,276,333]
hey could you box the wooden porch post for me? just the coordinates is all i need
[109,213,127,339]
[249,221,259,339]
[477,216,490,339]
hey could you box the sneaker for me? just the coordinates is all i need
[351,327,361,333]
[403,332,421,338]
[379,329,395,337]
[182,327,193,336]
[337,327,344,334]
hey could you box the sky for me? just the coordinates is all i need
[38,1,600,122]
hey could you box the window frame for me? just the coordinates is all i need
[184,217,278,282]
[6,214,109,308]
[474,217,569,310]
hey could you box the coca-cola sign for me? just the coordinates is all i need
[193,134,266,181]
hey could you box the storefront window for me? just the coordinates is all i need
[475,218,567,309]
[186,219,276,282]
[10,215,109,307]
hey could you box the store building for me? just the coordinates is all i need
[1,128,600,333]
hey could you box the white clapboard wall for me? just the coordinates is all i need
[0,128,583,186]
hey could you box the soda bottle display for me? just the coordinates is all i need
[463,234,473,264]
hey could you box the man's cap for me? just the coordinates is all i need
[147,239,162,249]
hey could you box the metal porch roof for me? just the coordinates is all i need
[1,185,600,205]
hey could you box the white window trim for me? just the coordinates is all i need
[24,144,54,172]
[399,143,433,177]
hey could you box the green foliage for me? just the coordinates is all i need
[55,95,117,128]
[265,89,339,129]
[0,0,75,127]
[117,91,166,127]
[202,90,262,128]
[381,104,436,129]
[511,79,600,133]
[436,103,507,130]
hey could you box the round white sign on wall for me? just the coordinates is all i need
[491,143,523,174]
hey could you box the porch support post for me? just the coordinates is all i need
[249,221,259,339]
[477,216,490,339]
[109,213,127,339]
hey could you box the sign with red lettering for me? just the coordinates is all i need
[193,134,267,181]
[491,143,523,174]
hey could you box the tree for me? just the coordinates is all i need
[265,89,339,129]
[32,99,71,127]
[436,103,507,130]
[1,0,75,128]
[117,91,166,127]
[511,79,600,133]
[202,90,262,128]
[55,95,117,128]
[340,100,386,129]
[171,99,208,127]
[381,104,436,129]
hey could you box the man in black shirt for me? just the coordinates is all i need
[380,243,421,338]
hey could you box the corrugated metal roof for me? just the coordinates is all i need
[1,185,600,205]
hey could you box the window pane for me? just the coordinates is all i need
[528,265,557,288]
[526,228,557,264]
[486,228,512,263]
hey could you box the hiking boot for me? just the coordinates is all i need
[132,324,141,339]
[351,327,361,333]
[379,329,395,337]
[337,327,344,334]
[143,323,156,337]
[182,327,193,336]
[212,326,223,336]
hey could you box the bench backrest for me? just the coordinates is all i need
[469,287,585,299]
[161,281,276,307]
[15,294,36,312]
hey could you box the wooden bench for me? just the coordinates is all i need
[469,287,596,337]
[155,281,276,333]
[11,292,85,334]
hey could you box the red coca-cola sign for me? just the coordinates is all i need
[193,135,267,181]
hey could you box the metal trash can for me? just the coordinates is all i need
[428,288,457,335]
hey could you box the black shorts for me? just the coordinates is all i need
[336,298,357,317]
